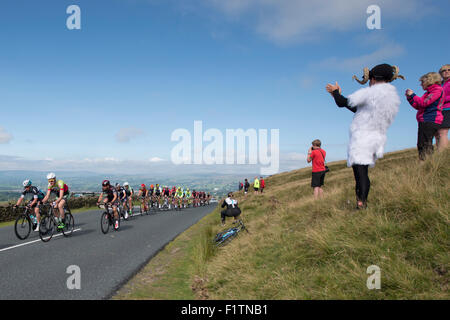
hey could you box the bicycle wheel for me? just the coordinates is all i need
[100,212,110,234]
[14,214,31,240]
[39,215,55,242]
[62,212,74,237]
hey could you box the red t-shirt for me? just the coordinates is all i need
[310,149,326,173]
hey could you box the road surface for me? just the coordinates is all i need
[0,204,216,299]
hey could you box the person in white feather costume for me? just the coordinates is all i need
[326,64,404,209]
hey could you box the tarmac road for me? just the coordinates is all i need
[0,204,216,300]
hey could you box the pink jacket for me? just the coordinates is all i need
[443,79,450,111]
[407,84,444,124]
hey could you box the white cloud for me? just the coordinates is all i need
[115,127,144,143]
[205,0,431,44]
[149,157,165,163]
[0,127,13,144]
[315,42,405,72]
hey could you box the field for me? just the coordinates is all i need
[114,148,449,300]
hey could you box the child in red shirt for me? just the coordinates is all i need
[307,139,327,200]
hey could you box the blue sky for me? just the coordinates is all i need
[0,0,449,175]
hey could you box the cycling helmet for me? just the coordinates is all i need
[23,179,32,187]
[123,182,129,187]
[150,184,154,188]
[47,172,56,180]
[141,184,146,188]
[102,180,110,187]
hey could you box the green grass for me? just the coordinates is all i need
[114,148,449,300]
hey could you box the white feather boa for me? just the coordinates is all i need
[346,83,400,167]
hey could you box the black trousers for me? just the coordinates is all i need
[352,165,370,203]
[221,208,241,223]
[417,122,439,160]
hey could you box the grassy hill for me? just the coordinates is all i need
[114,148,449,300]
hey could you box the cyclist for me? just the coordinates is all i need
[184,188,192,208]
[97,180,119,230]
[123,182,133,216]
[155,184,161,209]
[42,173,70,230]
[162,186,170,209]
[137,184,148,212]
[116,183,129,219]
[14,180,45,231]
[148,184,156,209]
[175,187,184,209]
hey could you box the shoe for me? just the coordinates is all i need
[57,222,65,230]
[124,212,129,219]
[115,220,119,230]
[34,224,40,232]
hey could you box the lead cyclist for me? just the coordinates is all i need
[42,172,70,230]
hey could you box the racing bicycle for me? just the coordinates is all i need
[213,219,248,247]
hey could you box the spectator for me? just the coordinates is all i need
[326,63,403,209]
[436,64,450,150]
[307,139,327,200]
[220,192,241,226]
[244,179,250,197]
[253,177,260,194]
[260,177,265,193]
[238,181,243,191]
[406,72,444,160]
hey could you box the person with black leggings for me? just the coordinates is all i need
[326,64,404,209]
[220,192,241,225]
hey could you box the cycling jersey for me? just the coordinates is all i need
[21,186,45,200]
[48,180,69,197]
[176,190,184,198]
[139,188,147,198]
[117,187,127,200]
[125,187,133,197]
[103,187,118,203]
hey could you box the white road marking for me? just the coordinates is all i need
[0,228,82,253]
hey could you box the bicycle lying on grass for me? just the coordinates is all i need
[213,220,249,247]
